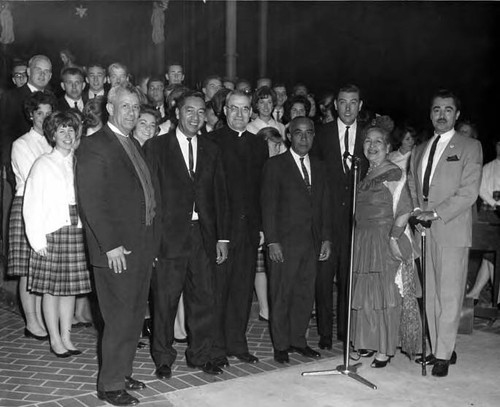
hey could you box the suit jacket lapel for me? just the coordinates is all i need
[432,132,459,179]
[103,125,140,181]
[286,151,311,195]
[169,133,193,185]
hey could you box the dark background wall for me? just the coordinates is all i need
[1,1,498,158]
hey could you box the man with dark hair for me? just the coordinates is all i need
[76,83,157,406]
[313,84,369,350]
[84,63,107,100]
[107,62,129,87]
[145,90,230,378]
[209,90,268,368]
[409,90,482,377]
[272,83,287,123]
[165,63,184,86]
[146,75,167,120]
[11,60,28,89]
[262,117,332,363]
[58,67,87,112]
[202,75,223,101]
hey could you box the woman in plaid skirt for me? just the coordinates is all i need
[8,91,57,340]
[23,111,90,358]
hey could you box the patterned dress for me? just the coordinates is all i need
[351,167,412,356]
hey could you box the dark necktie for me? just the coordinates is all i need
[300,157,311,193]
[187,137,195,179]
[422,135,441,200]
[74,101,78,110]
[343,126,350,173]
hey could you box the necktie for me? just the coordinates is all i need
[343,125,350,173]
[74,101,78,110]
[300,157,311,193]
[187,137,195,179]
[422,135,441,200]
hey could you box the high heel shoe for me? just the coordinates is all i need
[50,348,72,358]
[24,328,49,341]
[370,356,391,368]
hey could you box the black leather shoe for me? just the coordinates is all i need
[174,337,188,344]
[155,364,172,380]
[67,349,82,356]
[212,356,230,368]
[370,357,391,368]
[358,349,375,358]
[318,336,332,350]
[187,360,223,375]
[97,389,139,406]
[274,349,289,364]
[125,376,146,391]
[416,351,457,366]
[229,352,259,363]
[431,359,450,377]
[24,328,49,341]
[50,348,72,358]
[258,314,269,322]
[289,346,321,358]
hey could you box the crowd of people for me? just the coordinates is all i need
[0,52,495,406]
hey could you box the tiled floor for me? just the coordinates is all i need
[0,301,343,407]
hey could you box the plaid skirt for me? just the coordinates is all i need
[7,196,31,277]
[28,205,91,296]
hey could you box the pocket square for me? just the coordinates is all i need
[446,155,459,162]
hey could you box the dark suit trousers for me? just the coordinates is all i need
[151,222,215,367]
[269,238,317,351]
[213,218,258,358]
[93,231,153,392]
[316,231,350,342]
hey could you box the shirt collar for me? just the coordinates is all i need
[433,128,455,143]
[290,147,309,161]
[27,83,39,93]
[51,147,74,162]
[176,126,197,142]
[227,124,245,137]
[337,118,357,133]
[108,122,129,138]
[90,89,105,97]
[65,95,83,107]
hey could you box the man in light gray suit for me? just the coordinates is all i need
[408,89,482,377]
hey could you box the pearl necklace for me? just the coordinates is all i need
[367,160,387,176]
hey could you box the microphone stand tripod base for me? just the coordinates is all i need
[302,362,377,390]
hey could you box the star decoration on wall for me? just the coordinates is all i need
[75,5,87,18]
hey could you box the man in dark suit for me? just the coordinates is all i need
[208,90,268,367]
[144,90,230,378]
[262,117,332,363]
[313,84,369,350]
[76,83,157,406]
[146,76,168,123]
[409,90,482,377]
[84,62,107,100]
[57,67,87,113]
[0,54,52,170]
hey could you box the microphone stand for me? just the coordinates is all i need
[302,155,377,390]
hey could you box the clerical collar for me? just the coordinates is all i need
[108,122,128,138]
[228,125,244,137]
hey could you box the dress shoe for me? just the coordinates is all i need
[24,328,49,341]
[212,356,230,368]
[174,337,188,344]
[50,348,72,358]
[289,346,321,358]
[415,351,456,366]
[431,359,450,377]
[370,357,391,368]
[155,364,172,380]
[318,336,332,350]
[72,322,93,328]
[141,318,152,337]
[125,376,146,391]
[358,349,375,358]
[67,349,82,356]
[187,360,223,375]
[258,314,269,322]
[229,352,259,363]
[274,350,289,364]
[97,389,139,406]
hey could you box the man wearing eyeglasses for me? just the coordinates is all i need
[208,90,269,368]
[11,61,28,88]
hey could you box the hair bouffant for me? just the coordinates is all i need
[43,110,82,147]
[24,91,57,119]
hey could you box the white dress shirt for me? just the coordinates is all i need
[88,89,105,99]
[479,159,500,207]
[23,149,81,252]
[65,95,84,111]
[290,148,312,185]
[11,128,52,196]
[176,127,199,220]
[338,118,357,169]
[420,129,455,183]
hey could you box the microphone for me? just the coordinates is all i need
[343,151,361,163]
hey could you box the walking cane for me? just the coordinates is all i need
[411,217,432,376]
